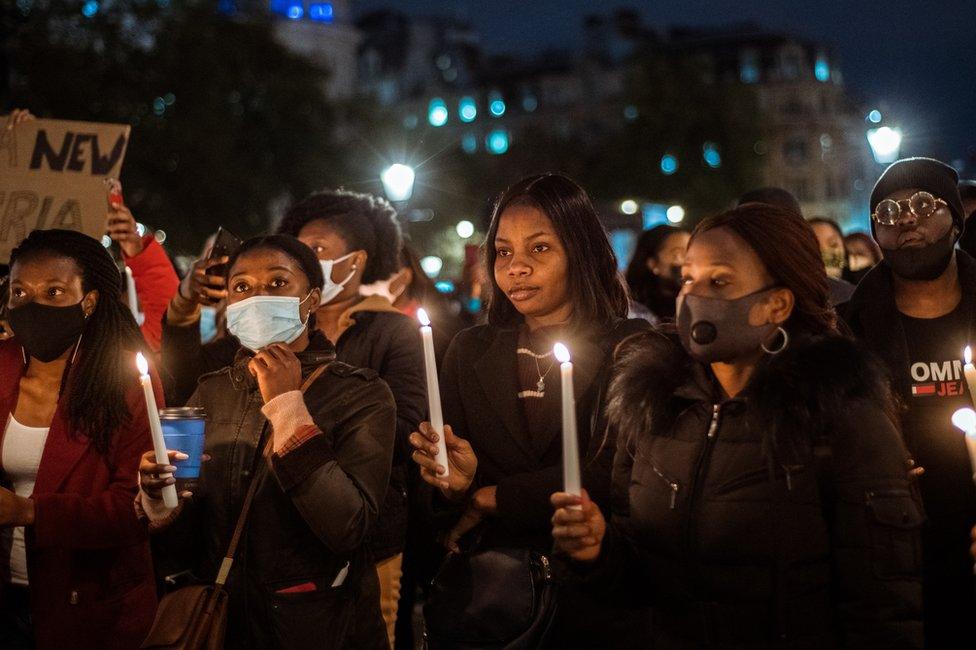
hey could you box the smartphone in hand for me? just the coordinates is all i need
[207,226,242,278]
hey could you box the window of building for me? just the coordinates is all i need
[740,49,760,83]
[814,54,830,82]
[783,139,808,165]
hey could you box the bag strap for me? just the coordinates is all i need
[214,362,331,586]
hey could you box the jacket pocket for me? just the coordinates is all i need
[266,578,355,649]
[865,489,925,580]
[712,465,807,501]
[638,459,680,510]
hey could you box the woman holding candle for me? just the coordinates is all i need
[552,204,925,647]
[160,190,425,647]
[408,173,650,648]
[0,229,159,648]
[141,234,396,648]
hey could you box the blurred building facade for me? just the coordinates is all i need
[264,0,362,100]
[353,9,879,231]
[665,27,876,228]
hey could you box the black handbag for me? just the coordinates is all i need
[423,542,557,650]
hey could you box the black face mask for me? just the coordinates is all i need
[676,288,779,364]
[8,301,87,362]
[881,226,955,281]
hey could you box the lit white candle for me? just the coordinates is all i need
[964,347,976,408]
[136,352,178,508]
[952,408,976,484]
[951,408,976,574]
[554,343,581,507]
[417,309,449,476]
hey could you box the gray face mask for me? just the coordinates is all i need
[676,288,779,364]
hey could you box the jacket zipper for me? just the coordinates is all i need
[649,462,680,509]
[685,403,722,553]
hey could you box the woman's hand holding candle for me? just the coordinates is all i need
[551,489,605,563]
[137,353,178,509]
[409,422,477,499]
[139,450,193,500]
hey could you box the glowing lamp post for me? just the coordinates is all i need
[867,126,903,164]
[381,164,416,202]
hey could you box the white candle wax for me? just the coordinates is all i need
[951,408,976,484]
[554,343,581,507]
[136,353,178,508]
[125,267,139,320]
[967,433,976,483]
[417,309,449,476]
[964,347,976,408]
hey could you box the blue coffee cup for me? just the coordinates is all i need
[160,407,206,487]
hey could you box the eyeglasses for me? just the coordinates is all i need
[871,191,947,226]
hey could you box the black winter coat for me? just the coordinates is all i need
[152,332,396,649]
[159,306,426,560]
[595,330,924,649]
[437,318,653,648]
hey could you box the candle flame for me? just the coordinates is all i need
[135,352,149,376]
[952,407,976,434]
[417,308,431,327]
[553,342,571,364]
[966,346,972,365]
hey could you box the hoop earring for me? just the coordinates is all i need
[761,326,789,355]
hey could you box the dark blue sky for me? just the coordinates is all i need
[357,0,976,170]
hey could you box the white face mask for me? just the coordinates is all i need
[319,252,357,305]
[225,294,312,352]
[359,268,406,304]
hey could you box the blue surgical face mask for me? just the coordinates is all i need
[200,305,219,344]
[225,294,312,352]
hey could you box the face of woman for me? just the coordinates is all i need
[227,248,320,318]
[493,204,571,327]
[297,219,365,298]
[9,254,96,314]
[648,231,691,276]
[680,227,792,328]
[811,223,844,258]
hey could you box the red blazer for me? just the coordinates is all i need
[0,340,160,649]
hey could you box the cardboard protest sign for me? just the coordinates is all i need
[0,117,130,261]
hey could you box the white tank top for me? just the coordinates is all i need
[2,414,50,586]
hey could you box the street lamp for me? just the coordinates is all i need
[381,164,416,202]
[456,220,475,239]
[666,205,685,224]
[867,127,903,164]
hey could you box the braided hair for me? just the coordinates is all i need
[276,189,403,284]
[9,229,146,455]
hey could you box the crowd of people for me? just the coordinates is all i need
[1,107,976,649]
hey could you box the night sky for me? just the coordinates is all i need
[357,0,976,171]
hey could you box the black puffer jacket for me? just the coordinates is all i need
[596,330,924,649]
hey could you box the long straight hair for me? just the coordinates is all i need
[484,173,629,332]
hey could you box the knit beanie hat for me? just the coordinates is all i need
[870,158,965,236]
